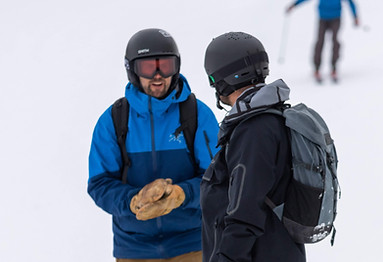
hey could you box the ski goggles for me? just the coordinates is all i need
[134,56,179,79]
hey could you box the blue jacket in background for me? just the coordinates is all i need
[88,74,219,259]
[294,0,358,19]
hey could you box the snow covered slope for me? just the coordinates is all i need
[1,0,381,261]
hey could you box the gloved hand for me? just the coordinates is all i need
[130,178,185,221]
[354,17,360,27]
[130,178,173,214]
[286,3,295,13]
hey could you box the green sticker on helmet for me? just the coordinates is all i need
[209,75,215,84]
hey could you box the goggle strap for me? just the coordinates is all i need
[210,52,268,84]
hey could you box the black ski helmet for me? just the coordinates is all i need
[125,28,181,91]
[204,32,269,97]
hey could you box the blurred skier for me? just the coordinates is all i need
[88,28,219,262]
[287,0,359,82]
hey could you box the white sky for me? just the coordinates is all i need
[1,0,382,261]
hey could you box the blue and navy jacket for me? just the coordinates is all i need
[88,74,219,259]
[294,0,358,20]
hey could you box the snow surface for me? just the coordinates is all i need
[1,0,382,261]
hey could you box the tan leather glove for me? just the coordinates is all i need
[130,178,173,215]
[131,179,185,221]
[136,184,185,220]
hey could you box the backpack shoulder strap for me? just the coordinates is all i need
[177,93,198,170]
[111,97,130,184]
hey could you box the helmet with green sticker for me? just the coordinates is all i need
[204,32,269,97]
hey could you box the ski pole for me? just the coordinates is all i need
[278,14,291,64]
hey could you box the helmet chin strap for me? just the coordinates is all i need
[215,92,228,112]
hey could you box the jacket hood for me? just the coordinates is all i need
[218,79,290,144]
[124,74,191,117]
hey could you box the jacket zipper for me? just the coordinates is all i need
[149,97,163,255]
[208,220,219,262]
[148,98,157,172]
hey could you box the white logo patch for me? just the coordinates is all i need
[137,48,150,55]
[169,133,183,143]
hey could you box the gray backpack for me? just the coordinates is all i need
[265,103,340,245]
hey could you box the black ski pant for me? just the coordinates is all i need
[314,18,341,72]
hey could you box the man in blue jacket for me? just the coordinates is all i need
[88,28,219,262]
[287,0,359,82]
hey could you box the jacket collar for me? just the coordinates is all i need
[217,79,290,145]
[124,74,191,117]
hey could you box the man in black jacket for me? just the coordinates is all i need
[200,32,306,262]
